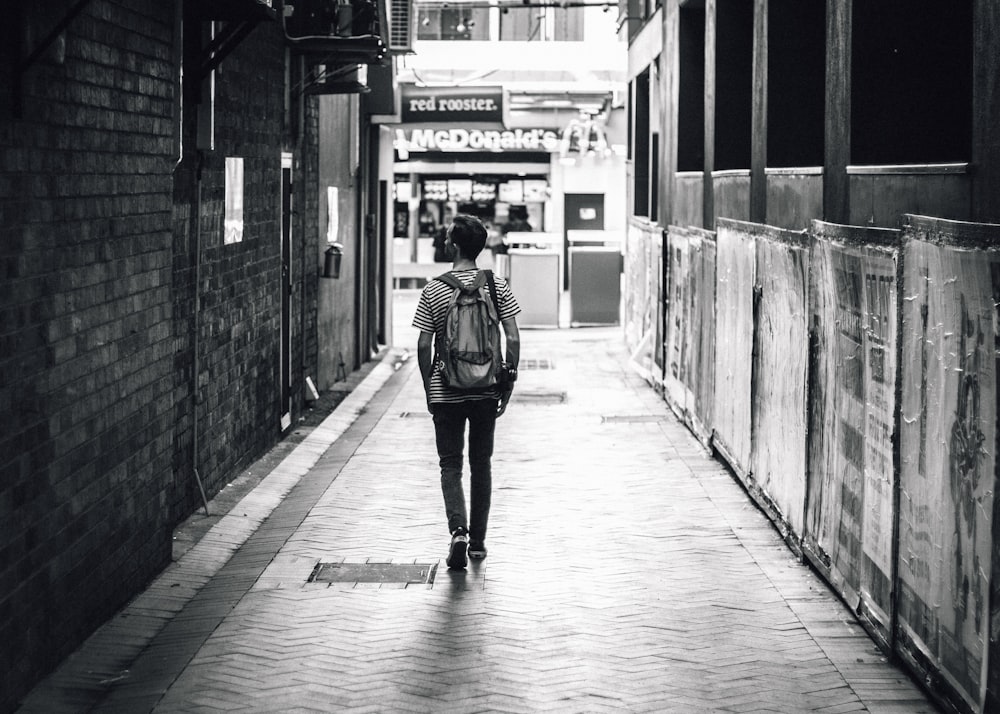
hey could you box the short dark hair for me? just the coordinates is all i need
[447,214,488,259]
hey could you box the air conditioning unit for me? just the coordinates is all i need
[387,0,414,54]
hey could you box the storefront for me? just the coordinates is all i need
[385,84,628,327]
[392,125,558,267]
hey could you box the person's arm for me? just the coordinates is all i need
[418,331,434,413]
[496,317,520,417]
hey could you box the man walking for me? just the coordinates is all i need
[412,214,521,569]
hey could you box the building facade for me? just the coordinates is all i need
[378,1,628,330]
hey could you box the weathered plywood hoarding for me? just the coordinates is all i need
[709,219,809,539]
[897,215,1000,713]
[692,231,717,442]
[652,226,665,377]
[664,227,693,420]
[750,225,809,541]
[664,226,716,444]
[804,221,901,647]
[713,220,756,476]
[625,221,660,382]
[647,211,1000,712]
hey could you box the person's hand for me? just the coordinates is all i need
[496,388,513,417]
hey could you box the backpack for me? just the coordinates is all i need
[435,270,503,391]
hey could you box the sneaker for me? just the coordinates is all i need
[446,529,469,569]
[468,541,487,560]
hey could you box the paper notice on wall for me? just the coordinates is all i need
[224,157,244,245]
[327,187,339,244]
[859,253,898,592]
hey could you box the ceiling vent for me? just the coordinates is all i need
[387,0,414,54]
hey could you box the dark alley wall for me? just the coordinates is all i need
[0,3,321,710]
[172,9,290,504]
[0,3,178,709]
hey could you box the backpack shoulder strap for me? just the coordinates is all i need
[434,272,463,290]
[483,270,500,315]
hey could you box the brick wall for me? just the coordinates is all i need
[0,3,312,710]
[180,20,290,499]
[0,2,177,709]
[301,95,322,396]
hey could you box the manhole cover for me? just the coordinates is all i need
[309,562,437,585]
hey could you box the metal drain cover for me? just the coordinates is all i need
[514,390,567,404]
[309,562,437,585]
[601,415,667,424]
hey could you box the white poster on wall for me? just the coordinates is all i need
[327,187,339,244]
[224,157,244,244]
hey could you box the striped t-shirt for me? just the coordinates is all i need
[412,269,521,404]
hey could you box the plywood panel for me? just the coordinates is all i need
[805,220,901,644]
[713,219,755,475]
[752,226,809,537]
[897,215,1000,712]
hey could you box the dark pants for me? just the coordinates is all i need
[432,399,497,543]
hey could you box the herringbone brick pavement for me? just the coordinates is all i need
[17,297,939,713]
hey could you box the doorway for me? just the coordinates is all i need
[563,193,605,289]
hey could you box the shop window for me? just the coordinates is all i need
[851,0,971,164]
[413,4,585,42]
[417,6,489,40]
[498,6,584,41]
[715,0,752,171]
[632,67,651,217]
[500,8,543,41]
[767,0,824,168]
[553,7,584,41]
[407,174,548,241]
[678,3,705,173]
